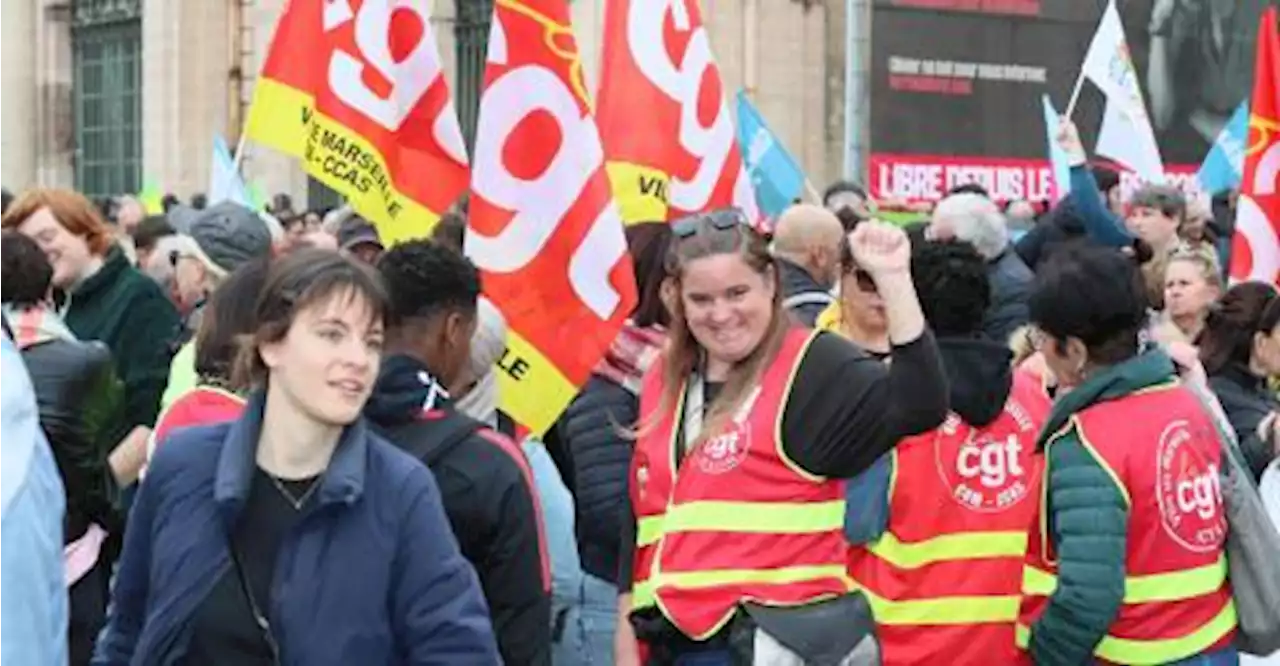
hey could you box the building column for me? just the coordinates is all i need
[141,0,234,198]
[3,0,39,189]
[34,0,75,188]
[824,0,847,188]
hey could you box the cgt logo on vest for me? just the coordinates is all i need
[1156,420,1226,553]
[935,408,1036,513]
[696,425,753,475]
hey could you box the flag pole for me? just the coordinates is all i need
[1064,68,1088,119]
[230,130,250,176]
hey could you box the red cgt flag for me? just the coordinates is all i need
[1229,7,1280,285]
[245,0,469,245]
[595,0,760,227]
[467,0,638,436]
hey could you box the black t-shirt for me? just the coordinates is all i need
[616,330,946,616]
[183,469,319,665]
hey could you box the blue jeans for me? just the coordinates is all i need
[1166,646,1239,666]
[554,573,620,666]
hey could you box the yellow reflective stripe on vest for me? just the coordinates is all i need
[632,580,656,611]
[665,500,845,535]
[867,530,1029,569]
[636,499,845,549]
[1015,599,1236,665]
[858,586,1021,626]
[631,564,850,612]
[637,516,663,547]
[1021,556,1227,603]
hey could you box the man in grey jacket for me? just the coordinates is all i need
[930,193,1033,344]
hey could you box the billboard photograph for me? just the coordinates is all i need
[868,0,1277,201]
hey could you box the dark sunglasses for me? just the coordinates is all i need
[671,209,749,238]
[852,269,877,292]
[842,262,876,292]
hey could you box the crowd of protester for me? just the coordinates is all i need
[0,115,1277,666]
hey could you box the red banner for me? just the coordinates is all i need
[870,153,1200,204]
[1230,7,1280,286]
[467,0,637,435]
[244,0,468,244]
[595,0,759,226]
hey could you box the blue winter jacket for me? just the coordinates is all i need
[92,392,501,665]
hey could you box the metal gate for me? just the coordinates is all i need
[454,0,494,151]
[72,0,143,199]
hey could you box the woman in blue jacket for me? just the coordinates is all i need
[92,249,500,665]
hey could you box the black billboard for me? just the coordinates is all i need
[870,0,1276,166]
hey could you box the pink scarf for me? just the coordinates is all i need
[593,321,666,396]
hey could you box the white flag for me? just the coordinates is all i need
[1081,0,1164,183]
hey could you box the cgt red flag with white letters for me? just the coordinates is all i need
[244,0,469,245]
[466,0,638,436]
[1229,7,1280,285]
[595,0,760,227]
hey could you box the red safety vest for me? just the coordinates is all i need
[152,386,246,447]
[629,327,852,640]
[1017,380,1236,665]
[847,371,1050,666]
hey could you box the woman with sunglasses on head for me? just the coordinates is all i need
[93,249,499,666]
[617,209,948,665]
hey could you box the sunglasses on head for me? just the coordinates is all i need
[671,209,750,238]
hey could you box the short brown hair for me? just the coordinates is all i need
[1,188,115,256]
[232,248,389,388]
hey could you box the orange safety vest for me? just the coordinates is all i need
[629,327,852,641]
[847,371,1050,666]
[1017,380,1236,665]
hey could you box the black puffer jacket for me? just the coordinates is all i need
[21,338,123,543]
[555,374,637,585]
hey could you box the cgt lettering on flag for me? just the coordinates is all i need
[244,0,470,246]
[1229,7,1280,286]
[468,0,637,436]
[597,0,759,226]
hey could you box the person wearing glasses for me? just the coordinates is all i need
[1017,245,1236,666]
[93,249,499,665]
[816,235,891,360]
[616,209,948,664]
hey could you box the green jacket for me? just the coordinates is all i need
[63,247,182,439]
[1028,349,1179,666]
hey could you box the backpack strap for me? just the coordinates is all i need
[782,291,836,311]
[387,412,485,467]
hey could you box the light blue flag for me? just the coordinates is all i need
[208,134,252,207]
[1041,94,1072,202]
[1196,100,1249,195]
[735,91,806,219]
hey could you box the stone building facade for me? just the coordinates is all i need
[1,0,851,209]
